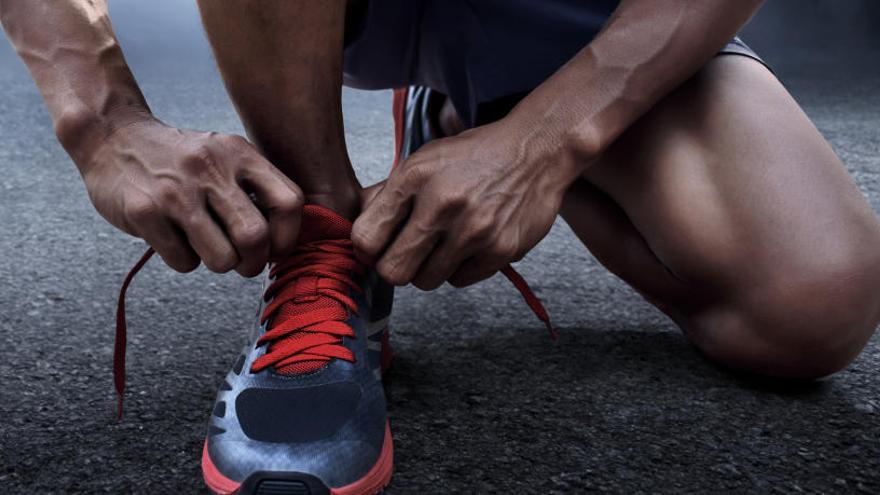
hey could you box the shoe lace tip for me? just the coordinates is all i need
[499,265,557,341]
[112,247,155,422]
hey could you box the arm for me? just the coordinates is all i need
[0,1,303,276]
[0,1,148,165]
[352,0,764,289]
[504,0,765,185]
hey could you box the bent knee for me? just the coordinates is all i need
[686,253,880,379]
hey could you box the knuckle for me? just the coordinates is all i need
[490,238,518,260]
[351,225,379,256]
[181,144,220,177]
[204,252,237,273]
[233,220,269,249]
[376,264,394,284]
[398,164,419,183]
[465,216,494,241]
[177,209,206,231]
[382,181,411,208]
[124,196,159,224]
[398,164,426,189]
[278,187,304,212]
[221,133,249,148]
[410,215,439,238]
[438,190,468,213]
[377,262,405,286]
[155,181,182,206]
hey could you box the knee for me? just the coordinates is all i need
[688,251,880,379]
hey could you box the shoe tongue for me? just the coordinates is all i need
[298,205,352,245]
[271,204,353,376]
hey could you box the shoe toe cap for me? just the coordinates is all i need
[205,381,386,488]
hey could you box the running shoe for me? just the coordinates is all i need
[199,204,394,495]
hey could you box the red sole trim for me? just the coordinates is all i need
[201,440,242,495]
[202,422,394,495]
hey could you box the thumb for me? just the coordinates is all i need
[360,179,387,212]
[352,177,411,265]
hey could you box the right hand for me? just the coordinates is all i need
[78,116,303,277]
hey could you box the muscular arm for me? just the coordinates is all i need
[507,0,765,184]
[0,1,149,164]
[354,0,765,289]
[1,1,303,276]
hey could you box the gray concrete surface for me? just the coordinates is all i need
[1,62,879,494]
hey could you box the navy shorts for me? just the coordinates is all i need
[343,0,768,128]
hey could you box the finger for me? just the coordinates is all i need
[374,194,447,285]
[239,164,304,261]
[360,180,386,212]
[138,217,200,273]
[448,256,505,288]
[207,186,271,278]
[352,174,416,263]
[175,209,239,274]
[411,239,472,291]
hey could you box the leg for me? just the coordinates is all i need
[562,55,880,379]
[197,0,360,219]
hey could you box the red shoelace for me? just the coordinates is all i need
[114,235,554,418]
[251,237,364,375]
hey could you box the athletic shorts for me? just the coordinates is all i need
[343,0,769,128]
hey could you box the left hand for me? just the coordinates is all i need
[351,119,576,290]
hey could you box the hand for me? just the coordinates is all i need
[79,115,303,276]
[352,119,577,290]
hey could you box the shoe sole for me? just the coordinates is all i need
[202,421,394,495]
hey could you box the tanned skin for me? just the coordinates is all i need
[3,0,880,379]
[354,1,765,288]
[0,1,303,277]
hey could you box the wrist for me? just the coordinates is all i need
[500,100,596,192]
[54,103,155,168]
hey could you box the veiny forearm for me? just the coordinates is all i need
[0,0,150,167]
[505,0,764,183]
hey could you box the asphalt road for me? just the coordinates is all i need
[1,66,879,494]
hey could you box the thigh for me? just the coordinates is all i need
[583,55,880,311]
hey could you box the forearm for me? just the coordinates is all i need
[505,0,764,182]
[0,0,151,167]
